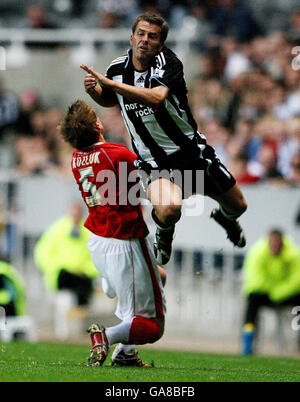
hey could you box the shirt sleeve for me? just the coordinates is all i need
[149,55,185,93]
[101,65,119,105]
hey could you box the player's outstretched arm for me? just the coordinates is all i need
[80,64,169,108]
[82,68,118,107]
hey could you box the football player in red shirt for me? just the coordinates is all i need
[59,100,166,367]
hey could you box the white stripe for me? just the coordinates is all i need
[156,54,162,69]
[109,59,127,67]
[160,51,166,67]
[219,165,232,179]
[111,56,127,63]
[108,56,127,68]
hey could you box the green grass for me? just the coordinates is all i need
[0,342,300,382]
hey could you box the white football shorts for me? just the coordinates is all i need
[88,233,166,322]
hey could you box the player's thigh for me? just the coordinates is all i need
[88,234,126,297]
[147,177,182,207]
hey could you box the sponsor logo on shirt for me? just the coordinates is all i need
[124,102,155,117]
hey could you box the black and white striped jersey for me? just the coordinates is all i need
[105,47,207,168]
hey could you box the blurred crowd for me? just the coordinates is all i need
[0,0,300,187]
[0,0,299,36]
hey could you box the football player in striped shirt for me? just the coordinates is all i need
[81,12,247,265]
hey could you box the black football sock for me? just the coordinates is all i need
[220,207,241,221]
[151,209,177,231]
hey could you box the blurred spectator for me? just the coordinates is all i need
[22,4,60,49]
[137,0,162,16]
[202,119,229,164]
[71,0,86,17]
[288,8,300,41]
[228,153,260,185]
[198,44,227,79]
[223,38,252,82]
[278,117,300,178]
[0,257,26,317]
[249,144,285,185]
[0,79,20,136]
[242,229,300,355]
[168,0,190,29]
[100,107,132,148]
[192,79,231,125]
[227,118,258,159]
[99,11,118,29]
[210,0,261,43]
[24,4,58,29]
[15,90,41,135]
[287,151,300,186]
[97,0,138,27]
[34,202,98,306]
[14,135,57,177]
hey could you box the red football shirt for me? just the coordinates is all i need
[72,142,148,239]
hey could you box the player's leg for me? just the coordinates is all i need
[147,177,182,264]
[111,264,166,366]
[110,237,166,366]
[87,235,166,366]
[57,269,93,306]
[242,293,272,355]
[209,182,247,247]
[204,160,247,247]
[158,265,167,287]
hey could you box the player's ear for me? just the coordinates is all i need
[130,34,133,46]
[96,119,104,136]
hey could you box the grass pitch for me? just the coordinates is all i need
[0,342,300,382]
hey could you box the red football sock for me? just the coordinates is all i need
[129,316,161,344]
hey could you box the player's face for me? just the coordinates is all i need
[130,21,163,68]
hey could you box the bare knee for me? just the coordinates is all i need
[158,266,166,287]
[155,204,181,226]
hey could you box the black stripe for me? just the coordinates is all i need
[131,118,169,165]
[122,62,135,86]
[155,103,196,149]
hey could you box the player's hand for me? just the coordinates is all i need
[84,73,97,94]
[80,64,110,88]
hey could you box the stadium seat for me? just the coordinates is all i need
[256,307,300,355]
[0,315,37,342]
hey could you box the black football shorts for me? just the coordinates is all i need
[136,144,236,199]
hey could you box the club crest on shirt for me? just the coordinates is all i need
[151,67,165,78]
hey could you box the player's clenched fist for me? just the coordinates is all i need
[84,73,97,94]
[80,64,110,88]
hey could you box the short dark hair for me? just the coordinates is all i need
[132,13,169,44]
[269,228,283,237]
[59,100,99,150]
